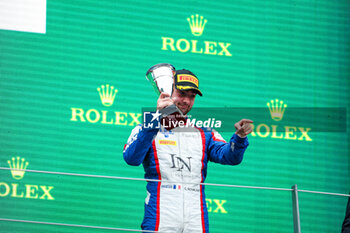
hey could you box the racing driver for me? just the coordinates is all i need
[123,69,253,232]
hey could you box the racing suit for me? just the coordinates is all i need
[123,125,249,233]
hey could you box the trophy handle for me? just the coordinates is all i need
[159,104,184,117]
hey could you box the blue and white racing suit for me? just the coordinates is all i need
[123,125,249,233]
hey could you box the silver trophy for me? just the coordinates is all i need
[146,63,184,117]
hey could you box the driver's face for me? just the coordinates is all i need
[171,89,197,115]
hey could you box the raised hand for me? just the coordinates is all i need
[234,119,253,138]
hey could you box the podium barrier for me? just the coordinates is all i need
[0,167,348,233]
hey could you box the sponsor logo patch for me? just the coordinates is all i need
[177,75,199,86]
[159,140,177,146]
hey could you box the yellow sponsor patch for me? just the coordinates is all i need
[177,86,199,91]
[177,75,199,86]
[159,140,177,146]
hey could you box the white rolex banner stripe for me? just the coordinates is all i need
[0,0,46,34]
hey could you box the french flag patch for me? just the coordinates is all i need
[173,185,181,190]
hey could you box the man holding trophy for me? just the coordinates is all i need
[123,64,253,232]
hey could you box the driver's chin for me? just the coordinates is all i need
[179,106,191,115]
[180,109,188,115]
[175,102,191,115]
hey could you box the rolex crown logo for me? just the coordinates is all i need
[7,156,29,180]
[187,14,207,36]
[267,99,287,121]
[97,84,118,107]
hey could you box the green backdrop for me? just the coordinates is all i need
[0,0,349,232]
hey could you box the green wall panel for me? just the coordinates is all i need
[0,0,349,232]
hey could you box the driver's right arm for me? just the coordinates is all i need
[123,125,159,166]
[123,93,173,166]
